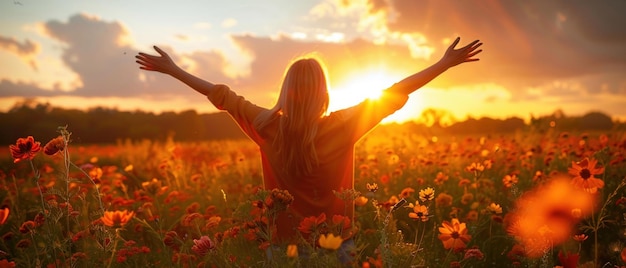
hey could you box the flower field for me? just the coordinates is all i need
[1,126,626,267]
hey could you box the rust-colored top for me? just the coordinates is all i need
[207,84,408,241]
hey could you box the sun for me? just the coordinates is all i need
[328,69,403,112]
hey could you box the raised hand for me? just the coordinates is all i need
[441,37,482,68]
[135,46,179,75]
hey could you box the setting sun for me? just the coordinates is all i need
[328,69,403,112]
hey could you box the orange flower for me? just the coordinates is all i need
[621,247,626,263]
[101,210,135,228]
[438,218,471,250]
[286,244,298,258]
[502,174,518,188]
[0,259,15,267]
[318,233,343,250]
[355,196,368,206]
[399,187,415,199]
[0,207,9,225]
[568,158,605,190]
[486,203,502,215]
[9,136,41,163]
[43,136,65,156]
[408,204,429,222]
[435,193,453,207]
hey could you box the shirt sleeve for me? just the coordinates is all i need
[205,84,266,141]
[331,86,409,142]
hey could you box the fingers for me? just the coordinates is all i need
[449,37,460,49]
[154,46,166,56]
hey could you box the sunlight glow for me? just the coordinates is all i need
[328,69,402,112]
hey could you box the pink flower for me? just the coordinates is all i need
[191,236,215,256]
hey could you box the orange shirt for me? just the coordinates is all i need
[207,84,408,241]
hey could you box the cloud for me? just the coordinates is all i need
[0,36,40,70]
[0,36,39,56]
[359,0,626,95]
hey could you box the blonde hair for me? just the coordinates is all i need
[253,57,330,177]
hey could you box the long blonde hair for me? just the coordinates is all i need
[253,57,330,177]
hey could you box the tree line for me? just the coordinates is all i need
[1,101,622,145]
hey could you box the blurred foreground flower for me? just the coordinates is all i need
[101,210,135,228]
[0,207,9,225]
[506,177,596,258]
[438,218,471,250]
[9,136,41,163]
[318,233,342,250]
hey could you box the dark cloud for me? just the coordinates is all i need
[373,0,626,97]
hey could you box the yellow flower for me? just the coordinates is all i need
[286,244,298,258]
[419,187,435,202]
[101,210,134,228]
[318,233,343,250]
[366,183,378,193]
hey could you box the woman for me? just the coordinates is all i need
[135,37,482,244]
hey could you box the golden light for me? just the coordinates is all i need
[328,69,403,112]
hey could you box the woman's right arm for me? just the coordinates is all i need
[387,37,482,96]
[135,46,216,97]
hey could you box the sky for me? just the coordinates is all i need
[1,0,625,124]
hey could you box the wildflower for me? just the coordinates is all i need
[101,210,135,228]
[204,216,221,230]
[465,162,484,173]
[568,157,605,190]
[286,244,298,258]
[318,233,342,250]
[506,177,594,258]
[408,204,429,222]
[366,182,378,193]
[486,203,502,215]
[298,213,326,234]
[461,193,474,205]
[267,188,294,211]
[622,247,626,263]
[502,174,518,188]
[463,247,484,260]
[419,187,435,202]
[43,136,65,155]
[399,187,415,199]
[355,196,368,206]
[434,172,449,185]
[557,251,579,268]
[573,234,588,242]
[0,207,9,225]
[438,218,471,250]
[191,236,215,256]
[466,210,478,222]
[9,136,41,163]
[435,193,453,207]
[0,259,15,268]
[19,221,36,234]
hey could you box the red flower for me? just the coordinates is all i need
[9,136,41,163]
[557,251,579,268]
[43,136,65,156]
[191,236,215,256]
[298,213,326,234]
[0,207,9,225]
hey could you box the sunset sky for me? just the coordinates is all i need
[1,0,625,123]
